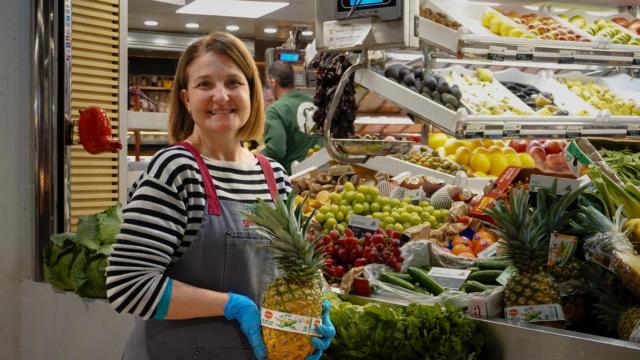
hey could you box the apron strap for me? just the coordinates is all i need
[255,154,280,202]
[175,142,222,216]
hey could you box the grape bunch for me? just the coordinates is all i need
[312,53,356,139]
[321,228,404,280]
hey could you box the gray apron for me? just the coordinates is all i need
[122,142,279,360]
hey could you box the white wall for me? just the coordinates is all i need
[0,0,34,358]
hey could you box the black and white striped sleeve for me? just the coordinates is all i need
[106,149,189,319]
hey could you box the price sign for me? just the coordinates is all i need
[323,20,372,50]
[558,50,575,64]
[515,46,534,61]
[566,125,582,138]
[628,124,640,137]
[464,124,485,139]
[502,124,522,138]
[487,46,507,61]
[427,267,471,290]
[633,53,640,66]
[348,214,379,238]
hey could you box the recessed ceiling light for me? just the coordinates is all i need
[301,30,313,36]
[226,25,240,32]
[264,27,278,34]
[144,20,159,26]
[185,23,199,29]
[177,0,289,19]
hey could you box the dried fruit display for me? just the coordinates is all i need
[420,6,461,30]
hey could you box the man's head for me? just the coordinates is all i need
[267,60,295,99]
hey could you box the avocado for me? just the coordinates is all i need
[414,79,424,92]
[423,74,437,92]
[402,73,416,88]
[398,66,412,81]
[445,103,456,111]
[431,91,441,103]
[412,66,424,81]
[441,93,460,109]
[450,84,462,100]
[384,64,405,82]
[437,78,450,94]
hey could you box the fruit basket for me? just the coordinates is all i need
[492,68,598,116]
[555,9,640,47]
[434,65,534,116]
[555,71,640,117]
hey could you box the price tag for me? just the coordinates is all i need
[404,188,423,202]
[487,46,507,61]
[464,124,485,139]
[506,304,565,322]
[502,124,522,138]
[633,53,640,66]
[323,20,372,50]
[496,266,517,286]
[348,214,380,238]
[427,267,471,290]
[477,242,499,258]
[548,233,577,267]
[515,46,534,61]
[628,124,640,137]
[566,125,582,138]
[558,50,575,64]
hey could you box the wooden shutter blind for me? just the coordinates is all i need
[70,0,120,230]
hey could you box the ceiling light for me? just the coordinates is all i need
[226,25,240,32]
[185,23,199,29]
[144,20,159,26]
[177,0,289,19]
[264,27,278,34]
[301,30,313,36]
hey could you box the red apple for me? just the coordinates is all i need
[629,19,640,33]
[509,139,528,153]
[528,145,547,168]
[526,140,542,151]
[544,153,570,173]
[612,17,630,28]
[544,140,563,155]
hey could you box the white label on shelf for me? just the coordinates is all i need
[548,233,577,267]
[566,125,582,138]
[261,308,321,337]
[558,50,575,64]
[506,304,565,322]
[529,175,583,195]
[348,214,380,238]
[502,124,522,138]
[477,242,499,258]
[464,124,485,139]
[516,46,534,61]
[323,20,372,50]
[427,267,471,290]
[628,124,640,137]
[487,46,507,61]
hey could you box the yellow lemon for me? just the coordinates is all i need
[518,153,536,168]
[500,23,515,36]
[489,17,503,35]
[502,147,517,156]
[505,153,523,167]
[489,153,510,176]
[470,153,491,173]
[471,147,491,156]
[488,145,504,155]
[482,11,497,28]
[474,171,489,177]
[428,132,449,150]
[469,139,484,149]
[482,139,495,147]
[444,138,463,156]
[494,140,507,147]
[454,146,472,166]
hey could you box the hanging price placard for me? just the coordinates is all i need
[515,46,534,61]
[566,125,582,138]
[502,124,522,138]
[464,124,485,139]
[487,46,507,61]
[558,50,575,64]
[627,124,640,137]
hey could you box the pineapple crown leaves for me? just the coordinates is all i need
[242,192,325,281]
[534,181,587,235]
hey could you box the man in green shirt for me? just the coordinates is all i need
[261,60,323,174]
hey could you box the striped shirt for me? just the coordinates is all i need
[106,145,292,319]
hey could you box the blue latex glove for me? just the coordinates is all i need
[307,300,336,360]
[224,293,266,360]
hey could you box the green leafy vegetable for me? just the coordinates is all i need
[599,149,640,186]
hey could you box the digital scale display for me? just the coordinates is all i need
[277,52,301,62]
[336,0,400,21]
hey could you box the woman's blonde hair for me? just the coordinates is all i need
[168,32,264,143]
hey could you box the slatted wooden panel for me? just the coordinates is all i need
[70,0,120,229]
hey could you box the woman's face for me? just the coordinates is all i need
[180,51,251,138]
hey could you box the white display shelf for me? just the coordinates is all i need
[290,147,331,177]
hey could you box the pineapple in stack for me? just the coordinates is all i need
[245,192,326,360]
[583,262,640,343]
[484,187,584,326]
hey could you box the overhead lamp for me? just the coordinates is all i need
[264,27,278,34]
[144,20,159,26]
[301,30,314,36]
[226,25,240,31]
[185,22,200,29]
[176,0,289,19]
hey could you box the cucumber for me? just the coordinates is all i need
[379,272,416,291]
[408,267,444,295]
[413,286,428,295]
[467,270,502,284]
[476,259,510,271]
[468,267,480,272]
[382,272,413,283]
[464,280,489,293]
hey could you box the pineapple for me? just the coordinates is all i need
[245,192,325,360]
[583,262,640,343]
[484,186,584,325]
[550,258,584,283]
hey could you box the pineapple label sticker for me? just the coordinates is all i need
[548,233,577,267]
[506,304,565,322]
[261,308,322,337]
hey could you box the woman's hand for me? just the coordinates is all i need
[224,293,266,360]
[307,300,336,360]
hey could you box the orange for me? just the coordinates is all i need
[451,236,471,247]
[475,229,496,242]
[457,251,477,259]
[472,238,494,254]
[452,244,473,255]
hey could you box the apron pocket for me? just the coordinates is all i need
[223,230,276,304]
[192,348,254,360]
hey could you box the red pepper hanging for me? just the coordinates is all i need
[78,106,122,154]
